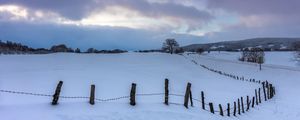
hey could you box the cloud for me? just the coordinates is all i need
[0,0,213,21]
[207,0,300,16]
[203,20,300,42]
[206,0,300,28]
[0,0,299,49]
[201,0,300,41]
[0,0,214,35]
[0,21,205,50]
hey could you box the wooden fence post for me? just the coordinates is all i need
[266,81,270,99]
[201,91,205,110]
[238,98,241,115]
[52,81,63,105]
[241,97,245,113]
[246,96,250,111]
[189,90,193,107]
[164,79,169,105]
[270,84,273,98]
[89,84,95,105]
[130,83,137,106]
[252,96,255,108]
[219,104,224,116]
[255,89,258,105]
[184,82,191,108]
[209,103,214,114]
[233,102,236,116]
[258,88,261,103]
[262,82,267,101]
[227,103,230,117]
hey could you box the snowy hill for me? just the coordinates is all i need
[183,38,300,51]
[0,52,299,120]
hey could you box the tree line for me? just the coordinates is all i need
[0,40,127,54]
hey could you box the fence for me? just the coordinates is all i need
[183,54,263,84]
[0,55,276,117]
[0,78,276,117]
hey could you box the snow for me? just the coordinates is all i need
[203,51,300,68]
[0,52,300,120]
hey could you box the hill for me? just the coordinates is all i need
[182,38,300,51]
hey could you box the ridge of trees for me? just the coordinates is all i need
[0,40,127,54]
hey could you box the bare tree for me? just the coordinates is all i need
[162,38,179,54]
[196,48,205,54]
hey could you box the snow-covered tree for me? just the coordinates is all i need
[240,48,265,63]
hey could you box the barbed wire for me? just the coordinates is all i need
[0,89,52,97]
[0,86,270,114]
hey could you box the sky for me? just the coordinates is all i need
[0,0,299,50]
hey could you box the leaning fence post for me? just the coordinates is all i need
[262,82,267,101]
[238,98,241,115]
[227,103,230,117]
[130,83,137,106]
[89,84,95,105]
[246,96,250,111]
[164,79,169,105]
[219,104,224,116]
[201,91,205,110]
[189,90,193,107]
[209,103,214,114]
[241,97,245,113]
[255,89,258,105]
[52,81,63,105]
[184,82,191,108]
[233,102,236,116]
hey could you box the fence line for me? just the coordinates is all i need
[0,80,273,114]
[181,54,276,116]
[183,54,263,84]
[0,54,277,117]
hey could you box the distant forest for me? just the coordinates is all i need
[0,40,127,54]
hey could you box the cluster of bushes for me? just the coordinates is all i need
[135,50,164,53]
[239,48,265,64]
[86,48,127,53]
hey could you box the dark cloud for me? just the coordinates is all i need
[0,0,212,22]
[207,0,300,16]
[115,0,213,21]
[203,0,300,41]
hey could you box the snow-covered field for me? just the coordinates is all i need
[0,52,300,120]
